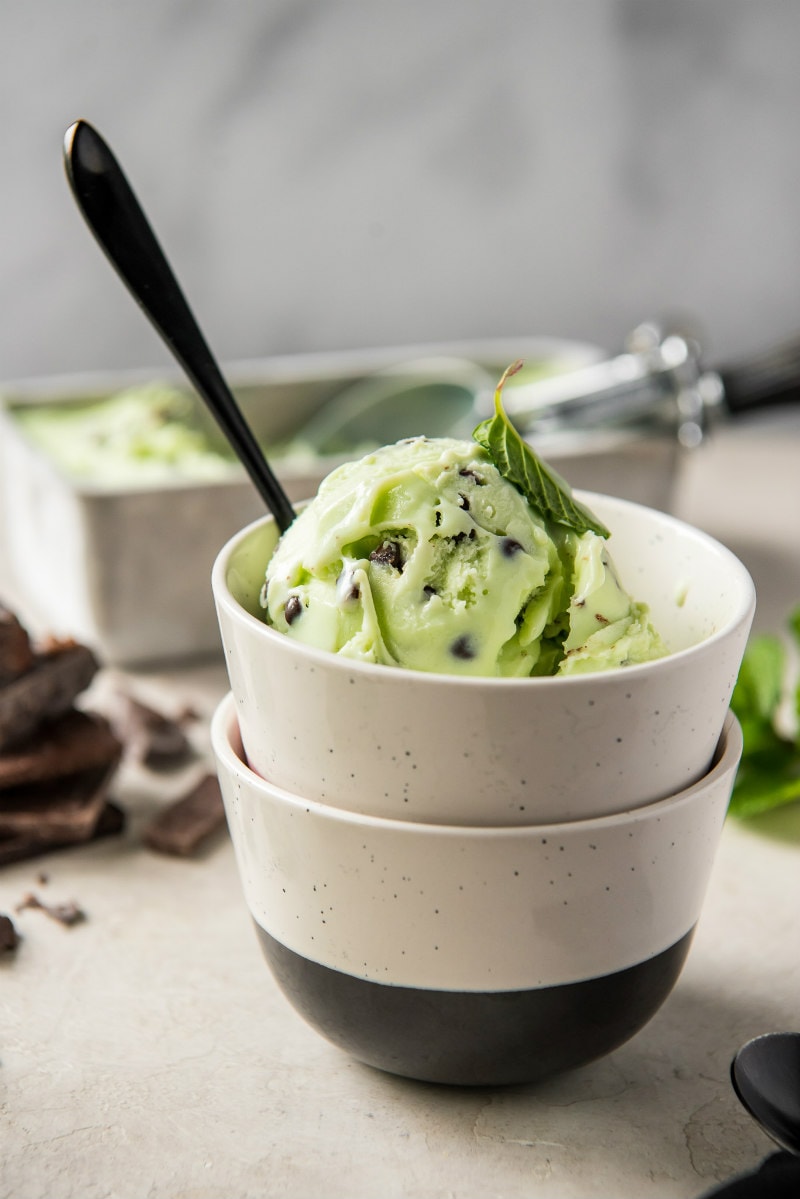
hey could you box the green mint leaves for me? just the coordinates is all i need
[728,606,800,818]
[473,361,610,538]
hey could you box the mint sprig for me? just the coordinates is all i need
[728,606,800,819]
[473,361,610,538]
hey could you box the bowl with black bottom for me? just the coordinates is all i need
[212,694,742,1087]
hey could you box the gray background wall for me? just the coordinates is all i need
[3,0,800,381]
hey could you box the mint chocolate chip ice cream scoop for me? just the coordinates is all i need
[261,433,665,678]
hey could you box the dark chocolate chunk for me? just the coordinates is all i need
[423,585,437,599]
[0,801,125,869]
[0,912,20,953]
[109,691,194,768]
[0,759,121,843]
[457,492,470,511]
[501,538,523,557]
[0,642,99,752]
[0,709,122,791]
[284,595,303,625]
[369,540,404,571]
[451,635,476,660]
[142,773,226,857]
[0,603,34,685]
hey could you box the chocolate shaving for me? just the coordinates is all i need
[0,912,20,953]
[142,773,226,857]
[16,891,86,927]
[0,643,99,752]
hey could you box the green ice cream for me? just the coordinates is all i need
[261,433,666,678]
[12,384,236,485]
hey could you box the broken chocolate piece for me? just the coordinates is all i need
[0,602,34,685]
[0,912,20,953]
[142,773,226,857]
[0,709,122,791]
[0,759,120,842]
[109,691,195,768]
[0,643,99,752]
[16,891,86,926]
[0,801,125,869]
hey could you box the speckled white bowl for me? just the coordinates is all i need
[212,693,742,1086]
[212,491,754,825]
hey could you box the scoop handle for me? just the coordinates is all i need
[718,336,800,417]
[63,119,296,533]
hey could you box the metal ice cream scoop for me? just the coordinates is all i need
[297,320,800,456]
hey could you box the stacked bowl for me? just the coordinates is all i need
[211,492,754,1087]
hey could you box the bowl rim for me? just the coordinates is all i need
[211,691,743,838]
[211,488,756,689]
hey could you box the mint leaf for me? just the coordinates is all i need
[729,606,800,819]
[473,361,610,538]
[730,634,786,753]
[727,737,800,818]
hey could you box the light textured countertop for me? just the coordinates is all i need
[2,421,800,1199]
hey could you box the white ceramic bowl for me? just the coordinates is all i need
[212,694,742,1086]
[212,492,754,825]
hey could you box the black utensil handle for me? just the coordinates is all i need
[63,119,295,533]
[718,336,800,418]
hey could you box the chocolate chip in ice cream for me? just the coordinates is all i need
[285,595,303,625]
[451,635,476,661]
[369,540,404,571]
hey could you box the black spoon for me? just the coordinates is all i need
[731,1033,800,1156]
[63,119,296,534]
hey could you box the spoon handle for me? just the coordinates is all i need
[63,119,295,533]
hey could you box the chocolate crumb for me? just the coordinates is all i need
[423,585,437,599]
[451,635,476,661]
[285,595,303,625]
[16,891,86,927]
[0,913,20,953]
[434,511,442,528]
[458,468,485,485]
[595,613,610,625]
[369,540,404,571]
